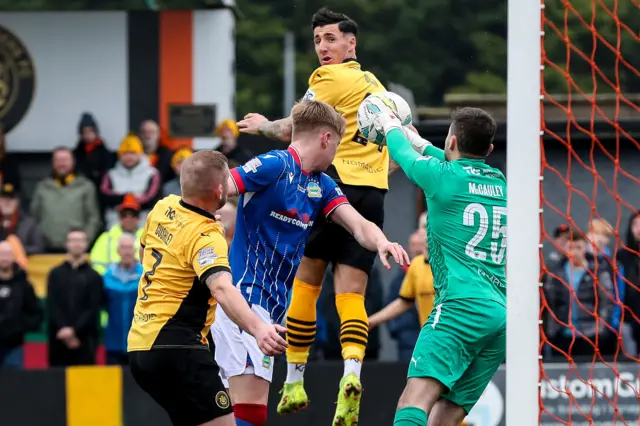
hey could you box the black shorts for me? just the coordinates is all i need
[304,183,385,273]
[129,348,232,426]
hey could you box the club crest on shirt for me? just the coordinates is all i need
[307,181,322,198]
[215,391,230,409]
[198,247,218,267]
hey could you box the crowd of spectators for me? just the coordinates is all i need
[0,112,244,368]
[0,110,639,370]
[543,216,640,361]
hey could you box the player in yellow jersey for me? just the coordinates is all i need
[127,151,287,426]
[368,215,435,330]
[238,8,391,425]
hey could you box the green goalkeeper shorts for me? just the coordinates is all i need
[407,298,506,413]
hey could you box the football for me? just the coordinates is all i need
[357,91,413,145]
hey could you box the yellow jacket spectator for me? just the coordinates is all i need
[162,148,193,197]
[90,195,143,275]
[368,254,435,329]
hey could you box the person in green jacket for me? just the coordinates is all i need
[90,195,143,275]
[30,147,101,252]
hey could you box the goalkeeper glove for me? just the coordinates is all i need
[403,127,433,155]
[372,111,402,138]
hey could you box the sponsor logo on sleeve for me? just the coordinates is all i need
[242,157,262,173]
[197,247,218,267]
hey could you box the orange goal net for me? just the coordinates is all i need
[539,0,640,424]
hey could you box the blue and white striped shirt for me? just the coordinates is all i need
[229,147,348,324]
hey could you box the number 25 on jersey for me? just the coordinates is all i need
[463,203,507,264]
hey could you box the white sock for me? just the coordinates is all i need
[285,363,306,384]
[343,358,362,379]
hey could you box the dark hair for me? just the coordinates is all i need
[312,8,358,36]
[553,224,569,239]
[451,107,497,157]
[568,229,585,242]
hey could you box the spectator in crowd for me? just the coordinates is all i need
[162,148,192,197]
[217,196,238,246]
[587,218,614,257]
[620,210,640,355]
[31,147,101,252]
[545,229,615,358]
[100,133,161,229]
[73,112,115,188]
[103,234,142,366]
[0,183,44,255]
[139,120,174,182]
[47,229,103,367]
[547,224,570,267]
[586,218,629,349]
[90,195,143,275]
[215,119,252,168]
[379,226,426,361]
[0,124,21,192]
[369,233,433,330]
[0,241,42,369]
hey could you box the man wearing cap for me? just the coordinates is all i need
[0,183,44,255]
[100,132,161,229]
[90,195,143,275]
[162,148,192,197]
[73,112,115,188]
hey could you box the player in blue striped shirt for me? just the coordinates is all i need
[211,100,409,426]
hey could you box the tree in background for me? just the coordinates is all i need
[235,0,638,118]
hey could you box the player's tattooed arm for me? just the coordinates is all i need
[258,117,293,143]
[237,113,293,143]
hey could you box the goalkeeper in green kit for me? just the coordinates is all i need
[369,104,507,426]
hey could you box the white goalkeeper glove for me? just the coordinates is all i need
[403,127,432,155]
[371,111,403,138]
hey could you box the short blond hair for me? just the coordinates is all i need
[180,151,229,198]
[589,218,614,237]
[291,100,346,137]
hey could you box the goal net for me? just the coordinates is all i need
[539,0,640,424]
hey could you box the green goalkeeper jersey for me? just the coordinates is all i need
[387,129,507,306]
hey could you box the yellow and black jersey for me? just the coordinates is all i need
[399,254,435,326]
[303,59,388,190]
[127,195,230,352]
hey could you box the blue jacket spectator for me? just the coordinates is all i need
[103,235,142,365]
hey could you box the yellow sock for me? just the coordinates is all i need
[335,293,368,362]
[285,279,321,364]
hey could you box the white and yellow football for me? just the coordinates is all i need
[356,91,412,145]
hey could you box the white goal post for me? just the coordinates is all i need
[506,0,542,424]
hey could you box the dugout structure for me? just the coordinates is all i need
[508,0,640,425]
